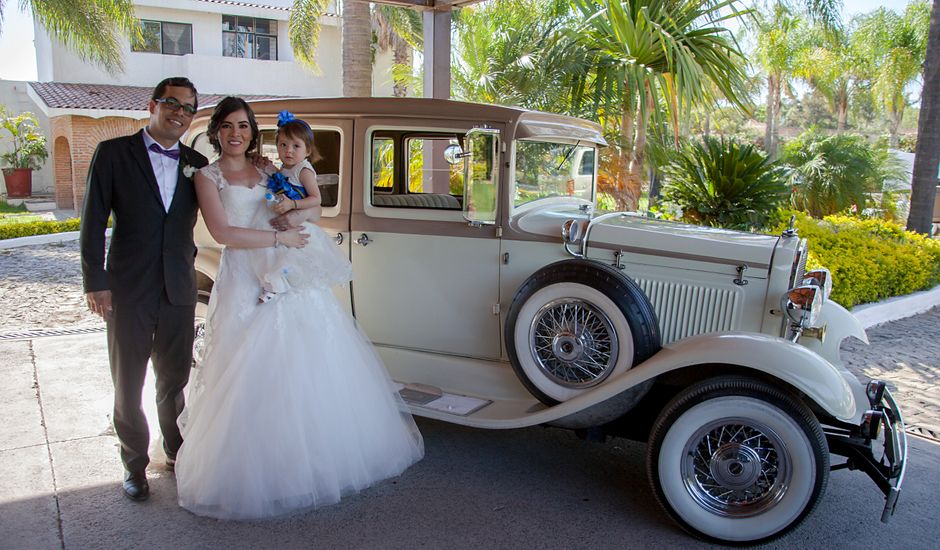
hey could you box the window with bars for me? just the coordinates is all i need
[222,15,278,60]
[133,20,193,55]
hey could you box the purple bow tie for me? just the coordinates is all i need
[149,142,181,161]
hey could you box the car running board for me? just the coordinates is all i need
[396,382,492,416]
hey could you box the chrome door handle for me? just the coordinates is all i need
[356,233,372,246]
[334,232,344,246]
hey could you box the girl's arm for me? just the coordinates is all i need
[195,171,307,249]
[274,167,321,214]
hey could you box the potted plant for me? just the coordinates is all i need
[1,105,48,198]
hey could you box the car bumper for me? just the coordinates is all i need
[825,380,907,522]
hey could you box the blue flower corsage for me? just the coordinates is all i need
[267,172,307,200]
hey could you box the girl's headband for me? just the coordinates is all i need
[277,110,313,138]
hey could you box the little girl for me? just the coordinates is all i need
[253,111,351,303]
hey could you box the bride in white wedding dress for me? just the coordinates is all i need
[175,97,423,520]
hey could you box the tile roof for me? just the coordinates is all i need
[29,82,290,112]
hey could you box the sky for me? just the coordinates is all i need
[0,0,922,81]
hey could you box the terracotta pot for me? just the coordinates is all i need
[2,168,32,198]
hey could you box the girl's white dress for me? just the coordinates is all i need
[175,162,424,520]
[254,159,351,297]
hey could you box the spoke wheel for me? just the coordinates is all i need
[192,292,210,368]
[530,298,619,388]
[648,376,829,545]
[505,259,660,404]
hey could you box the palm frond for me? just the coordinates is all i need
[289,0,331,73]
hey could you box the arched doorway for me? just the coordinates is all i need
[53,136,74,209]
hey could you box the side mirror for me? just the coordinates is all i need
[443,144,465,165]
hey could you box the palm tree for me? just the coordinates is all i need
[853,2,930,147]
[451,0,579,111]
[793,23,863,133]
[753,3,803,158]
[372,5,422,97]
[0,0,139,74]
[572,0,751,208]
[783,129,905,217]
[908,0,940,234]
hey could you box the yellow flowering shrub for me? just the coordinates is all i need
[778,213,940,307]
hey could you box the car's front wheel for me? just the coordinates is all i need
[647,376,829,545]
[192,291,210,368]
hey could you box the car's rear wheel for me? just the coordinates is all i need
[505,259,660,404]
[647,376,829,545]
[192,290,210,368]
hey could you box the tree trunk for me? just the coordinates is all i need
[908,0,940,234]
[393,41,411,97]
[765,74,779,159]
[888,103,903,148]
[837,86,848,133]
[342,1,373,97]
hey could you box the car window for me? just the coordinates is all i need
[514,140,595,207]
[370,131,463,210]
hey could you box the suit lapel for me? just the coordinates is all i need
[128,130,166,209]
[168,146,199,215]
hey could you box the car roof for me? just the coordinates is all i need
[192,97,606,146]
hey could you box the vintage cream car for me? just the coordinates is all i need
[188,98,905,545]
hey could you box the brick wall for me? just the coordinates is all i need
[51,116,146,211]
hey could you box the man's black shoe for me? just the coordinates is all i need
[166,456,176,471]
[122,471,150,501]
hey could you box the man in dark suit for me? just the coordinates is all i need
[80,77,209,501]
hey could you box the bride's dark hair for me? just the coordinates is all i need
[207,96,260,155]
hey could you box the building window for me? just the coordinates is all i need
[133,20,193,55]
[222,15,278,60]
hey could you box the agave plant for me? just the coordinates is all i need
[659,137,789,230]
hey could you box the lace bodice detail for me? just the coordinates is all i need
[199,162,268,229]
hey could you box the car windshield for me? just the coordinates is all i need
[513,140,595,207]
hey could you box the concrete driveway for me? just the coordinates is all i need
[1,331,938,550]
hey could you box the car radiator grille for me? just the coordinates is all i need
[634,279,741,345]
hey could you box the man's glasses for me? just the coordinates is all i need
[155,97,197,117]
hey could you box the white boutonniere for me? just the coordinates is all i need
[182,164,197,179]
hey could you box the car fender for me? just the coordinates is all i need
[800,299,869,362]
[545,331,861,428]
[195,247,221,284]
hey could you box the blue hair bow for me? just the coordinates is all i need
[267,172,307,201]
[277,110,295,127]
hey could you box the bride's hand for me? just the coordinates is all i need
[277,228,308,248]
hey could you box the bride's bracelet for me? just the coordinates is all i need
[274,231,281,248]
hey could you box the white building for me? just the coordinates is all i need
[1,0,400,207]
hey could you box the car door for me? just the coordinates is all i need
[349,119,503,359]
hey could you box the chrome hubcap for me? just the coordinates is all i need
[682,420,790,517]
[529,298,619,388]
[192,317,206,367]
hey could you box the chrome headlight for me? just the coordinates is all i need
[561,219,585,258]
[781,285,824,328]
[802,268,832,301]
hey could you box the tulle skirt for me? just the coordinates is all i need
[175,246,423,520]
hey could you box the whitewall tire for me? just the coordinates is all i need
[647,376,829,544]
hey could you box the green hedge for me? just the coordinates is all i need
[781,213,940,308]
[0,218,81,240]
